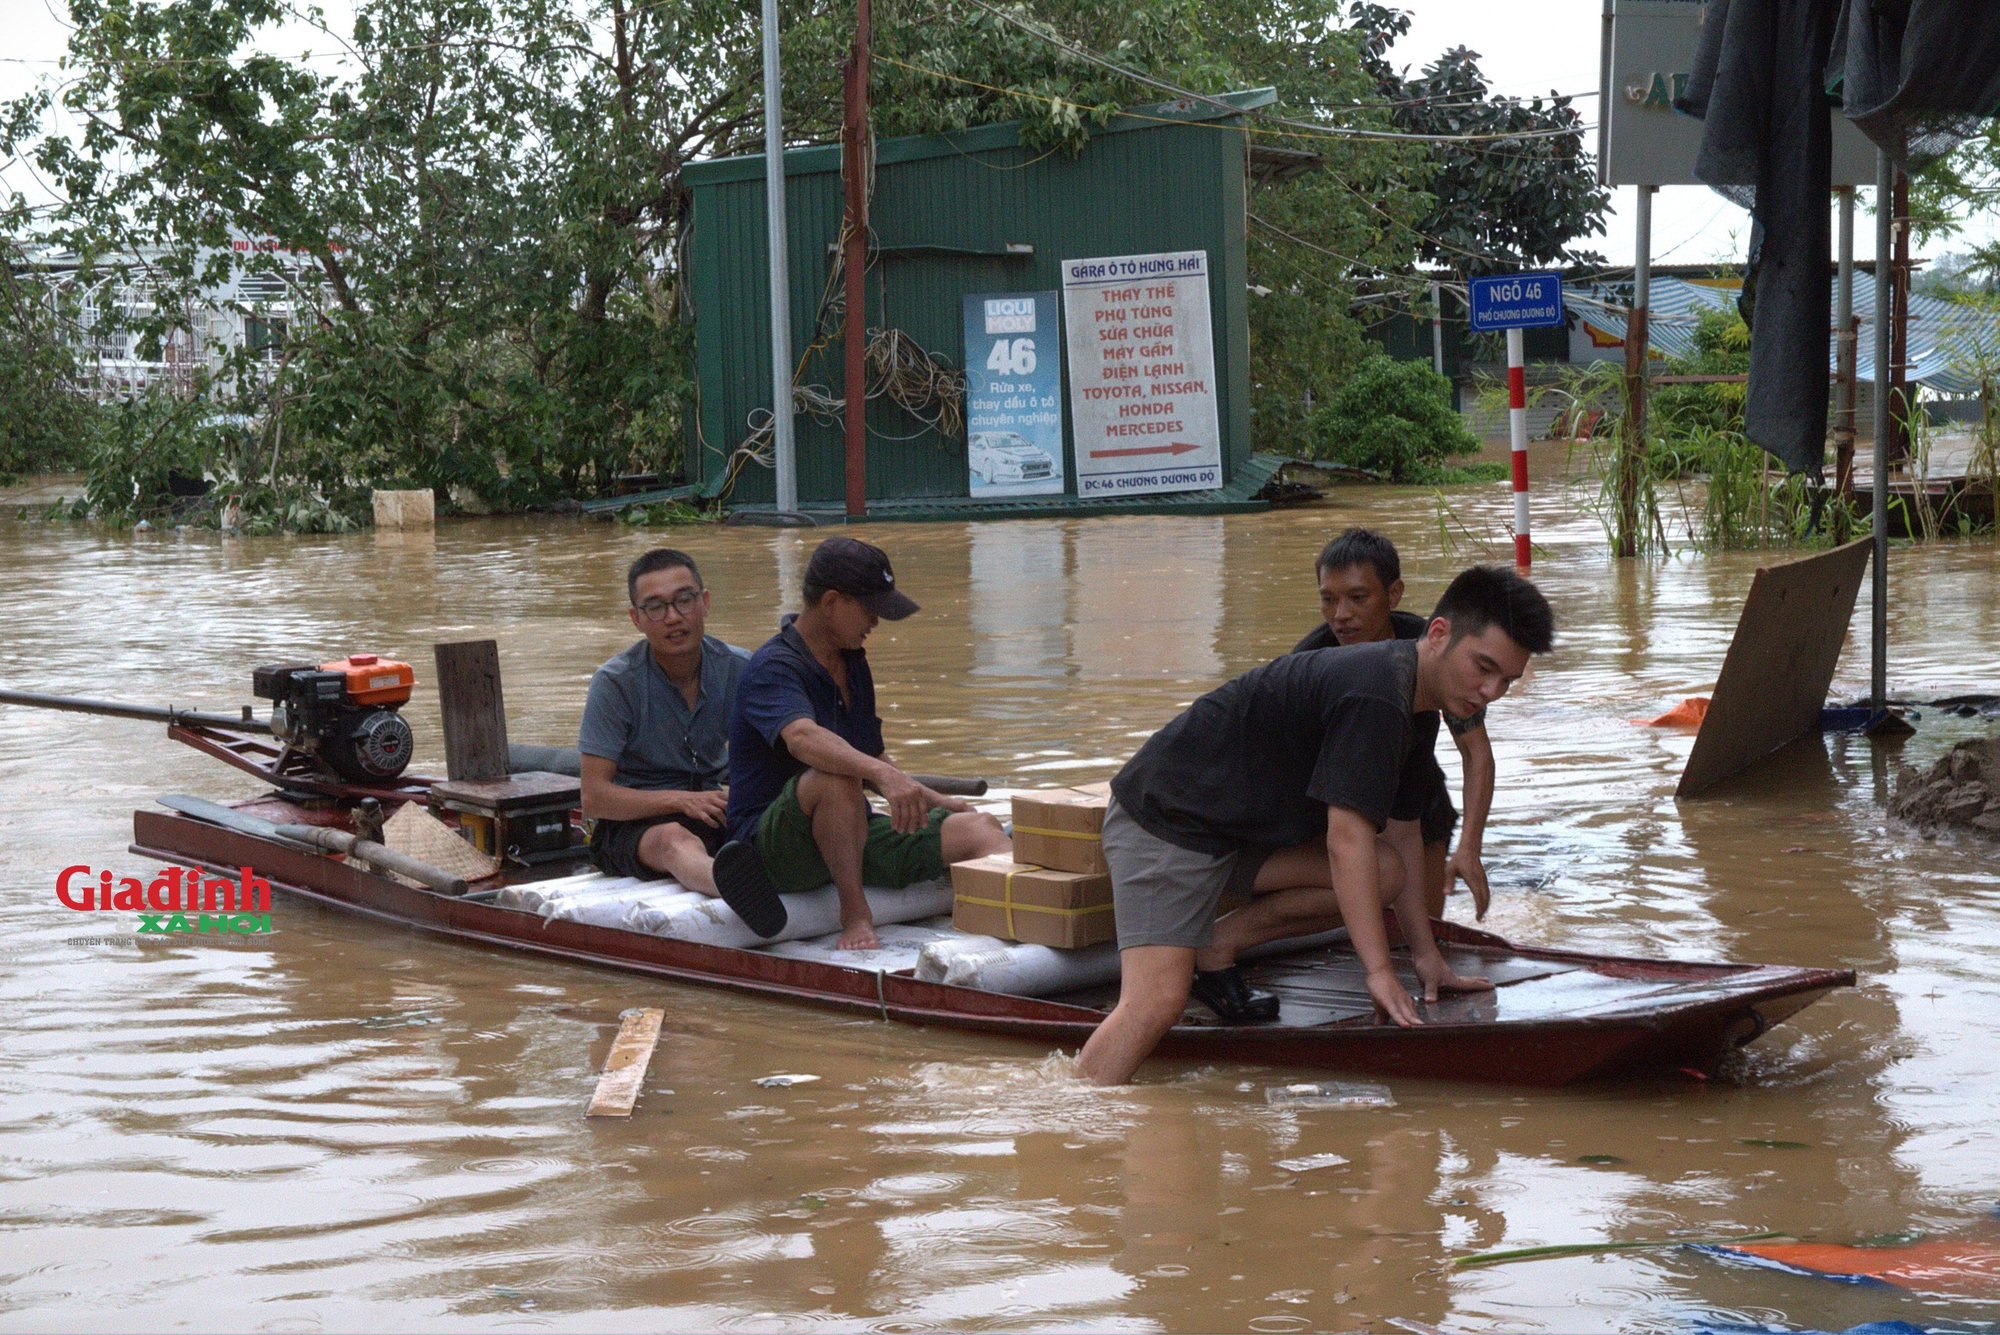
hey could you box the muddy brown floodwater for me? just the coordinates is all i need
[2,477,1998,1334]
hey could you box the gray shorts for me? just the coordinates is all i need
[1102,797,1266,950]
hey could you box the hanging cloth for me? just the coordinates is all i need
[1675,0,2000,475]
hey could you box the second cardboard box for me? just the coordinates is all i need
[1011,787,1110,874]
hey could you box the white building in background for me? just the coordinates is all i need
[16,237,318,399]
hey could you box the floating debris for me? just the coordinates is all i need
[1577,1154,1628,1165]
[1736,1138,1810,1149]
[1265,1080,1395,1109]
[1274,1153,1350,1173]
[357,1010,438,1028]
[755,1073,821,1088]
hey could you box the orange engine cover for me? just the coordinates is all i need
[320,653,415,706]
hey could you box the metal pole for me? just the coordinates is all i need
[1890,164,1911,465]
[1871,149,1891,710]
[1508,326,1530,569]
[839,0,871,520]
[1834,186,1856,498]
[1619,184,1654,558]
[0,688,272,734]
[1429,281,1445,377]
[761,0,798,514]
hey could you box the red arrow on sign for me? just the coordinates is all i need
[1088,441,1202,460]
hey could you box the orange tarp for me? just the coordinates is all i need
[1641,697,1710,728]
[1714,1239,2000,1298]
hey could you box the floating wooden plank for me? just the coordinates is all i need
[587,1008,665,1118]
[1677,538,1873,798]
[433,640,509,781]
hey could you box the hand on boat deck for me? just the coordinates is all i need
[1367,967,1423,1027]
[672,788,729,828]
[837,918,881,951]
[1445,844,1491,920]
[1414,950,1493,1002]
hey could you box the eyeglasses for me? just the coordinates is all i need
[636,588,702,622]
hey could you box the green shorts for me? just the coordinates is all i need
[753,774,950,896]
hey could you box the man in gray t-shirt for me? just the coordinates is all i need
[579,548,747,892]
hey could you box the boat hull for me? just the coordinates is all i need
[132,807,1854,1087]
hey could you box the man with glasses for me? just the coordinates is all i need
[578,548,747,892]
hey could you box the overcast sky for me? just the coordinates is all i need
[3,0,1988,268]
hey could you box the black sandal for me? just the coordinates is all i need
[1190,966,1281,1024]
[713,841,787,939]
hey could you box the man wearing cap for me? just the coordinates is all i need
[715,537,1012,949]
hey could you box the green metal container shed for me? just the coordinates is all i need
[681,90,1273,516]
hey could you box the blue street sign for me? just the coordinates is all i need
[1467,272,1566,331]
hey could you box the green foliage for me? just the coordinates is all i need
[1300,354,1477,481]
[1648,306,1751,468]
[615,499,714,527]
[1908,125,2000,247]
[77,393,369,530]
[1346,4,1607,273]
[4,0,1602,513]
[0,238,92,482]
[1681,425,1829,550]
[81,395,227,523]
[1250,5,1607,447]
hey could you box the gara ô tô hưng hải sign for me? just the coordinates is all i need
[1061,250,1221,499]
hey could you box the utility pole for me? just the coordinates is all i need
[761,0,798,514]
[1834,186,1857,503]
[1871,150,1891,712]
[1890,163,1911,465]
[1429,280,1445,377]
[839,0,872,520]
[1618,184,1654,558]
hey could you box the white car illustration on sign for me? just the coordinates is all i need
[968,432,1058,485]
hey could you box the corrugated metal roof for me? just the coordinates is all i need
[1571,276,2000,395]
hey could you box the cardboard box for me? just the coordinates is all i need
[951,855,1116,949]
[1011,787,1109,874]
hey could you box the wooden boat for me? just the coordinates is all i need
[131,788,1854,1087]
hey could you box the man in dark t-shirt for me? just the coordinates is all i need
[1075,565,1555,1086]
[1295,528,1497,920]
[713,537,1012,949]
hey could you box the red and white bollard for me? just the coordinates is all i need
[1507,326,1530,570]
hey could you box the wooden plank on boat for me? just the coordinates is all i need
[587,1007,665,1118]
[1678,538,1872,798]
[434,639,510,782]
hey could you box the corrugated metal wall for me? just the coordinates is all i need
[685,109,1251,505]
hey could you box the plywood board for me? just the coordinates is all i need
[1677,539,1872,797]
[587,1008,665,1118]
[434,640,509,781]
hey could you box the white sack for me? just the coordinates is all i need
[762,917,959,974]
[622,878,954,949]
[916,927,1352,998]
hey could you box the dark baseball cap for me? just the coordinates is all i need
[806,536,920,620]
